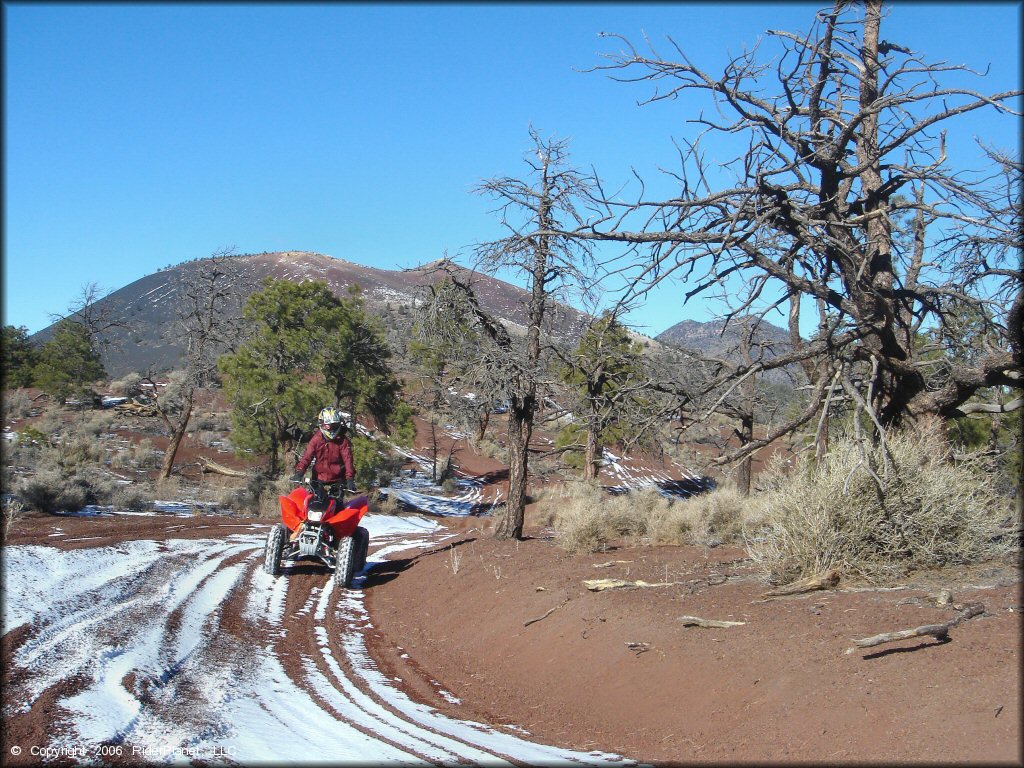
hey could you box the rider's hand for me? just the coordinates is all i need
[346,479,356,492]
[291,471,304,483]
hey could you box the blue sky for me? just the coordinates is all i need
[4,2,1020,338]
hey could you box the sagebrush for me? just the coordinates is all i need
[746,424,1016,585]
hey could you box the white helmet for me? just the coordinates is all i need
[318,407,344,440]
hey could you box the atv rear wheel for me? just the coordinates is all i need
[334,535,356,589]
[263,524,287,576]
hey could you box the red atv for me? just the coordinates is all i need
[262,480,370,589]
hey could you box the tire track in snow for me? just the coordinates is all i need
[3,518,636,765]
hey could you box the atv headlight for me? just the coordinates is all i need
[307,509,323,522]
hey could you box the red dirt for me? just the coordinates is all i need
[4,398,1021,764]
[364,510,1022,765]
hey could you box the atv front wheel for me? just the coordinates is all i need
[334,535,357,589]
[353,526,369,574]
[263,524,287,576]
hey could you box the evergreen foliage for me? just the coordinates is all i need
[1,325,38,389]
[557,314,652,479]
[218,278,410,475]
[31,319,106,401]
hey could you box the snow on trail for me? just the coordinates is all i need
[2,515,635,766]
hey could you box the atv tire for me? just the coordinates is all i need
[353,526,370,574]
[334,535,357,589]
[263,524,287,576]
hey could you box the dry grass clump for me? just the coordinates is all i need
[649,483,752,546]
[217,474,293,517]
[16,466,111,513]
[111,484,154,512]
[108,438,161,471]
[542,480,752,553]
[372,488,402,516]
[747,424,1016,585]
[75,410,118,437]
[192,411,231,431]
[2,389,35,421]
[3,496,24,536]
[52,433,105,472]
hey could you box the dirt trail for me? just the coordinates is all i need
[364,514,1022,765]
[2,510,1020,765]
[1,512,633,765]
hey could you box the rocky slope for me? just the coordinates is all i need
[31,251,594,377]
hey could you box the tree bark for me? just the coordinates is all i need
[496,396,534,539]
[736,412,754,496]
[159,416,188,480]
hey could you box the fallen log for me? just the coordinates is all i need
[198,457,250,478]
[762,569,840,598]
[845,602,985,654]
[115,403,157,417]
[584,578,679,592]
[678,615,746,629]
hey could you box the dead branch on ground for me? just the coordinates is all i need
[198,457,250,478]
[760,569,840,598]
[584,578,680,591]
[845,603,985,654]
[678,615,746,629]
[523,597,570,627]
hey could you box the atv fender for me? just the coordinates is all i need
[325,495,369,539]
[279,487,311,532]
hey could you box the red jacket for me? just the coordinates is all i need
[294,431,354,483]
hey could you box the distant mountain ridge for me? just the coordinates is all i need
[654,317,798,390]
[30,250,791,379]
[31,251,595,377]
[655,317,792,360]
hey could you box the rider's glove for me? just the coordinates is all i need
[291,471,304,483]
[346,479,356,492]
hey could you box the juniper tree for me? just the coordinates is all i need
[219,278,409,475]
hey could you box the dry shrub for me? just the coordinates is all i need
[544,481,610,553]
[374,489,402,516]
[258,476,295,518]
[109,438,160,471]
[649,483,751,546]
[33,411,63,437]
[76,410,118,436]
[109,373,142,397]
[53,433,105,472]
[3,496,24,536]
[747,424,1015,585]
[219,474,292,517]
[132,439,161,469]
[112,484,153,512]
[16,467,105,513]
[473,438,505,461]
[193,411,231,431]
[543,480,751,553]
[2,390,35,421]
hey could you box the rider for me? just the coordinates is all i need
[292,406,356,492]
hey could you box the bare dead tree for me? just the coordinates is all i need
[571,0,1021,460]
[692,318,794,494]
[420,129,604,539]
[51,282,130,363]
[149,250,246,480]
